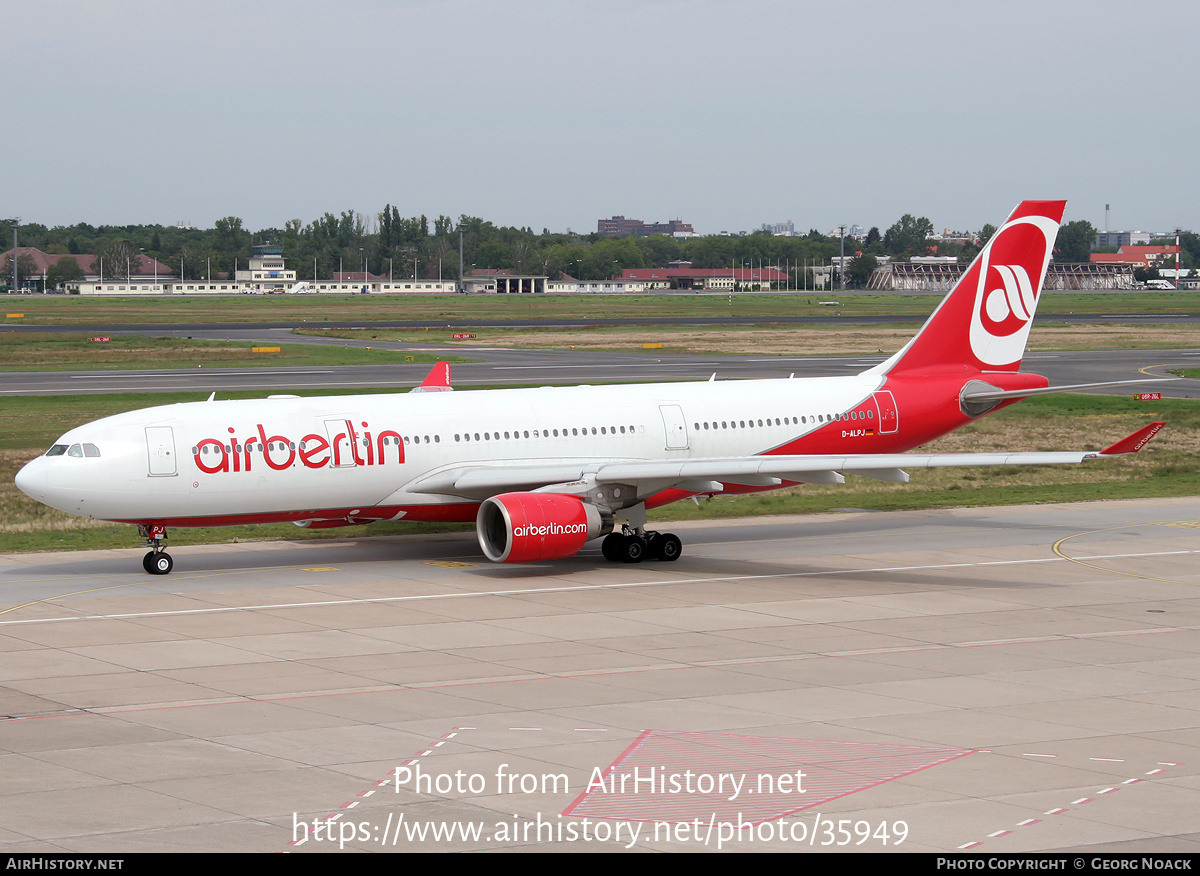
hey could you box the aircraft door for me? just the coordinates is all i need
[659,404,689,450]
[145,426,177,476]
[872,391,899,434]
[324,419,358,467]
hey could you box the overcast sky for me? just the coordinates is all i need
[8,0,1197,236]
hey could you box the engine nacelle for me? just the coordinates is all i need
[476,492,612,563]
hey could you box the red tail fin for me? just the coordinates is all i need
[874,200,1066,377]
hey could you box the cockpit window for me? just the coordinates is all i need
[67,444,84,457]
[46,445,68,457]
[83,443,101,457]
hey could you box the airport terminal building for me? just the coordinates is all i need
[14,244,461,295]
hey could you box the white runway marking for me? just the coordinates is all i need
[2,547,1196,627]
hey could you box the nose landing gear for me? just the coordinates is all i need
[138,524,173,575]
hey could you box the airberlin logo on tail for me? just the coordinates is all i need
[968,214,1060,367]
[985,264,1036,324]
[192,420,404,474]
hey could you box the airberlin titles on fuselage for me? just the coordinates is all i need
[192,420,404,474]
[190,409,885,478]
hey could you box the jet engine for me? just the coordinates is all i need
[476,492,612,563]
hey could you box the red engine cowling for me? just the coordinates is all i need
[476,493,612,563]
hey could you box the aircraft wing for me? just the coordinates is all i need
[409,422,1166,500]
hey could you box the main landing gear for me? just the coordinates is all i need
[601,529,682,564]
[138,524,173,575]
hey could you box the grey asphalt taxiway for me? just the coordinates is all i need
[2,310,1200,396]
[0,498,1197,853]
[3,345,1199,398]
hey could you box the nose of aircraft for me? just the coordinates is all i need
[14,457,48,502]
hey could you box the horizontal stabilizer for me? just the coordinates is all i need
[961,378,1175,404]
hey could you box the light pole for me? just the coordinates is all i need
[10,217,17,293]
[142,247,157,291]
[839,225,847,293]
[1176,228,1182,288]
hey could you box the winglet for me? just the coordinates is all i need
[411,361,453,393]
[1099,421,1166,455]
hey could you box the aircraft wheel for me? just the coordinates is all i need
[621,535,646,564]
[601,533,625,562]
[654,533,682,562]
[142,551,157,574]
[149,552,174,575]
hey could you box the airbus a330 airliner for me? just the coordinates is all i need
[16,200,1167,574]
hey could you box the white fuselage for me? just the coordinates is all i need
[17,373,888,526]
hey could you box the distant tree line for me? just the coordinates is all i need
[4,211,1153,291]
